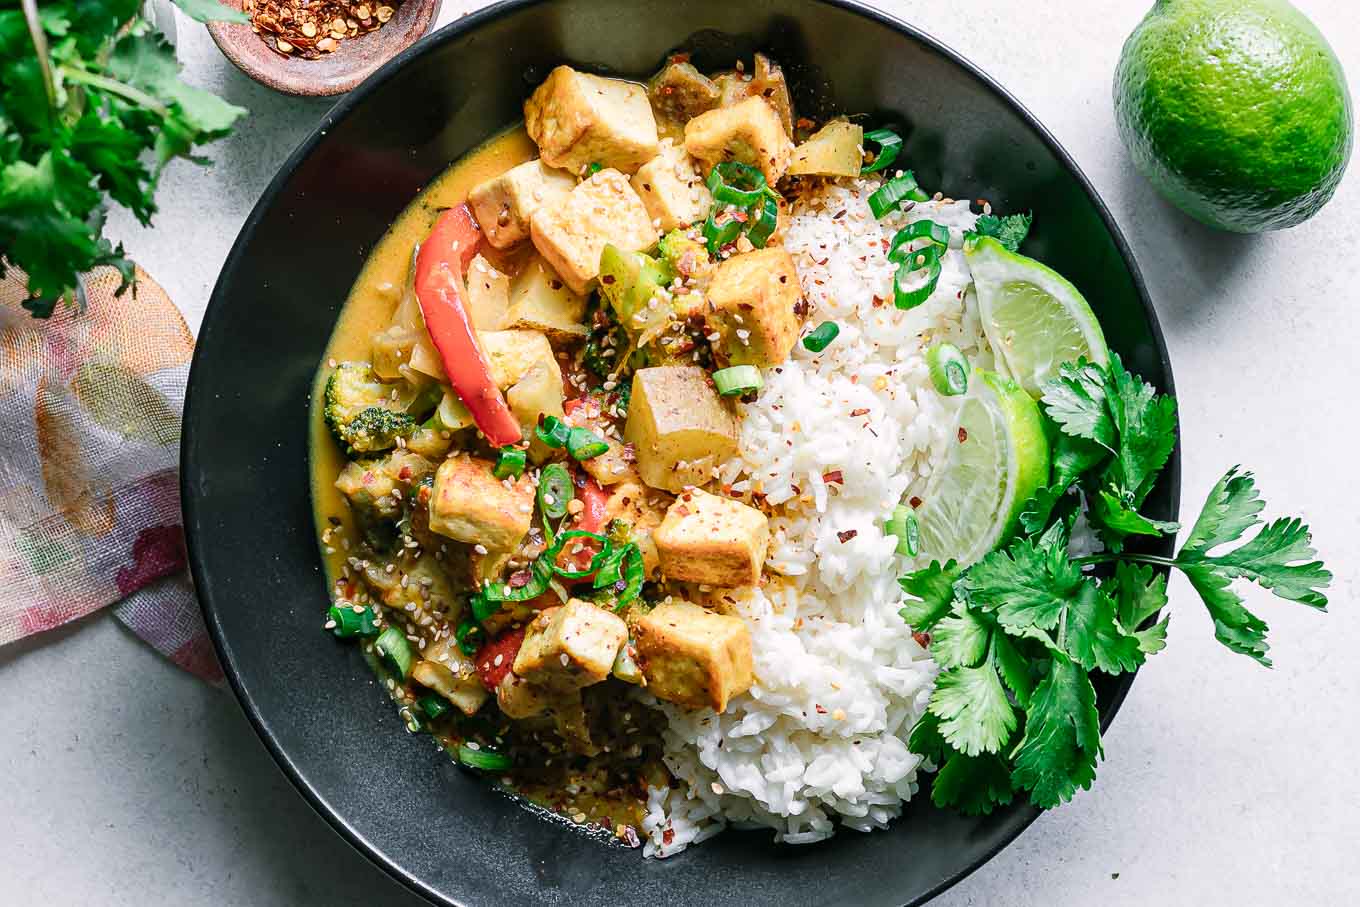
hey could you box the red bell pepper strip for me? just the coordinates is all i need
[413,205,522,447]
[474,626,525,691]
[575,476,611,534]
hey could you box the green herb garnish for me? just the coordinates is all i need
[966,212,1033,253]
[903,354,1330,815]
[0,0,248,316]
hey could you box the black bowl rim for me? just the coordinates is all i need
[184,2,1179,905]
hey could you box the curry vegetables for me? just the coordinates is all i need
[318,54,822,840]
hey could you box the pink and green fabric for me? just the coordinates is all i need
[0,266,221,682]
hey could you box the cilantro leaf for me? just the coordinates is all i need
[991,631,1036,708]
[930,600,993,669]
[1180,564,1272,665]
[1089,488,1180,552]
[929,660,1017,756]
[898,559,960,632]
[1011,656,1102,808]
[968,212,1032,252]
[931,751,1016,816]
[1062,582,1144,675]
[962,538,1083,632]
[1040,359,1115,449]
[1102,354,1178,506]
[1112,562,1170,656]
[907,711,948,764]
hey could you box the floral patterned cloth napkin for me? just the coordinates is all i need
[0,266,221,682]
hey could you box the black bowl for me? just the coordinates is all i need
[184,2,1179,905]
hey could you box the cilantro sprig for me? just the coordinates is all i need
[965,212,1032,252]
[902,354,1330,814]
[0,0,247,317]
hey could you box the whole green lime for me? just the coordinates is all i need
[1114,0,1353,232]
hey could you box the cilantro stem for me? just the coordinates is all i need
[58,65,171,117]
[20,0,57,112]
[1074,552,1178,569]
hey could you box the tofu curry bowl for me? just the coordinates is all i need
[312,52,1108,856]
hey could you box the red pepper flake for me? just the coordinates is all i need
[601,274,616,285]
[871,295,885,308]
[912,631,932,648]
[662,827,675,845]
[822,470,844,485]
[849,408,869,418]
[958,427,969,443]
[397,466,413,480]
[909,496,922,508]
[507,569,532,588]
[837,529,858,543]
[814,704,828,714]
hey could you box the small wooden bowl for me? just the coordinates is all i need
[207,1,442,97]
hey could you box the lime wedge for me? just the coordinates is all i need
[965,236,1108,397]
[915,371,1050,568]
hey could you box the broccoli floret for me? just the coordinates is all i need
[658,228,714,283]
[324,362,417,454]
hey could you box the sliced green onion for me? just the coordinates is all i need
[703,209,744,255]
[616,544,644,608]
[592,543,629,590]
[537,462,573,520]
[706,161,769,207]
[456,744,512,772]
[802,321,840,353]
[478,556,553,609]
[374,626,414,680]
[862,129,903,174]
[588,161,603,175]
[712,365,764,396]
[544,530,611,580]
[886,505,920,557]
[455,620,484,656]
[868,171,931,218]
[418,693,450,720]
[887,220,950,262]
[926,342,970,396]
[893,244,943,310]
[744,194,779,248]
[534,415,570,448]
[493,446,527,479]
[566,426,610,461]
[328,604,378,638]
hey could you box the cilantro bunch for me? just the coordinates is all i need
[902,355,1331,815]
[0,0,248,317]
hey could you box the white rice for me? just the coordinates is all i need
[644,180,994,857]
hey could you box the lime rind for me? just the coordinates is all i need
[965,236,1108,398]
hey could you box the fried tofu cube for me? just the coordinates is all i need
[631,141,712,232]
[684,96,794,185]
[496,672,553,719]
[704,247,803,368]
[634,600,753,712]
[468,159,577,250]
[411,638,489,716]
[624,366,738,492]
[524,66,660,174]
[654,488,769,587]
[529,169,657,295]
[512,599,629,691]
[504,257,589,342]
[464,254,511,329]
[475,329,560,389]
[428,455,534,553]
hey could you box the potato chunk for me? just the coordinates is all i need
[787,120,864,178]
[631,141,712,232]
[428,455,534,553]
[624,366,738,492]
[648,61,721,123]
[504,257,589,342]
[512,599,629,691]
[714,54,795,138]
[654,487,769,587]
[468,159,576,250]
[684,96,794,184]
[411,638,488,716]
[524,66,659,174]
[704,247,803,368]
[464,254,510,329]
[476,329,560,389]
[529,169,657,295]
[634,600,753,712]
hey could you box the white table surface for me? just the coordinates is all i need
[3,1,1358,904]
